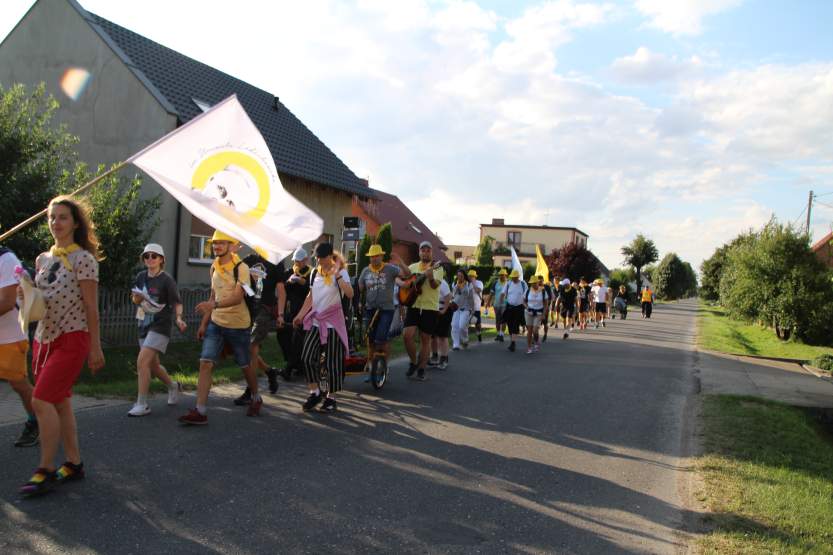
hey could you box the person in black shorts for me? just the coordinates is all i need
[577,277,591,330]
[402,242,445,381]
[559,279,578,339]
[537,275,553,341]
[429,278,453,370]
[278,248,311,381]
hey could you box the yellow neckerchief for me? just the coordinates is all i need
[212,253,241,283]
[418,260,433,273]
[292,263,311,277]
[369,261,385,274]
[499,277,507,283]
[50,243,81,271]
[316,264,336,286]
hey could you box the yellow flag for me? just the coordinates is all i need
[535,244,549,283]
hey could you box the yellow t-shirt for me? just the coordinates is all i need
[408,262,445,311]
[211,262,251,329]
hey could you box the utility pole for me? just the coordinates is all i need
[806,190,813,235]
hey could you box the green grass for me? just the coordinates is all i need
[74,325,496,398]
[697,302,833,361]
[697,395,833,554]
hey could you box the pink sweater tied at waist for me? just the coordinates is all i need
[302,303,349,354]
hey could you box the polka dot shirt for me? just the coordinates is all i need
[35,249,99,343]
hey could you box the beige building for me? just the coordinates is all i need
[480,219,589,268]
[446,244,477,266]
[0,0,374,285]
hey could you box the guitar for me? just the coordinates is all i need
[398,262,442,307]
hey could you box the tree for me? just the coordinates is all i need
[609,267,635,302]
[621,234,659,292]
[546,242,600,283]
[720,220,833,342]
[700,246,728,301]
[681,262,698,297]
[475,235,495,266]
[654,253,686,300]
[0,83,78,263]
[376,222,393,262]
[356,233,373,277]
[0,83,160,286]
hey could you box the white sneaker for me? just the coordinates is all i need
[127,403,151,417]
[167,382,182,405]
[526,348,533,354]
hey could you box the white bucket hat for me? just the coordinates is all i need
[142,243,165,257]
[292,247,308,261]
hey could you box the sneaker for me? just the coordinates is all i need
[602,321,606,328]
[266,368,280,394]
[595,323,599,329]
[462,342,469,349]
[247,396,263,417]
[55,461,85,483]
[533,344,540,352]
[508,341,516,352]
[438,357,448,370]
[19,468,56,497]
[428,355,440,367]
[477,334,482,342]
[452,347,460,351]
[416,368,426,381]
[280,367,294,381]
[233,387,252,406]
[178,409,208,426]
[302,391,324,412]
[127,403,151,417]
[526,348,533,354]
[563,332,569,340]
[494,335,501,342]
[167,382,182,405]
[14,420,39,447]
[320,397,337,413]
[406,362,417,378]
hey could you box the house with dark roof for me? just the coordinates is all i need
[0,0,374,284]
[353,190,449,264]
[812,231,833,269]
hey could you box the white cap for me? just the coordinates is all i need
[561,278,570,286]
[142,243,165,257]
[292,247,308,261]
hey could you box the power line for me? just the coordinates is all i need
[792,205,807,228]
[814,200,833,210]
[815,191,833,198]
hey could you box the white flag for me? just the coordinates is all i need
[129,95,323,263]
[510,246,523,280]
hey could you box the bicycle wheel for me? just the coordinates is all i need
[370,355,388,390]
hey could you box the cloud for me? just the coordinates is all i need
[634,0,744,36]
[611,47,703,83]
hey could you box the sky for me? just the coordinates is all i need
[2,0,833,271]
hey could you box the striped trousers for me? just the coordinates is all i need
[301,325,344,393]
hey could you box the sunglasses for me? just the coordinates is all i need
[46,261,61,284]
[142,253,161,260]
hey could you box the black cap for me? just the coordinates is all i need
[314,242,333,258]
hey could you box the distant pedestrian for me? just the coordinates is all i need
[430,277,453,369]
[357,244,410,361]
[591,278,609,328]
[451,269,474,350]
[127,243,186,417]
[491,268,509,342]
[641,285,654,318]
[577,278,591,330]
[614,285,628,319]
[559,279,578,339]
[294,243,353,412]
[20,196,105,496]
[537,275,553,341]
[524,277,546,354]
[0,245,38,448]
[402,241,444,381]
[499,269,527,352]
[467,269,484,343]
[277,248,310,381]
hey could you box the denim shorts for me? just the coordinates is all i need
[364,308,394,344]
[200,321,251,367]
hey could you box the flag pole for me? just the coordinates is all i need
[0,161,128,242]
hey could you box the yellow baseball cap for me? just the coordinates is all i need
[498,268,508,275]
[467,269,477,277]
[509,269,520,278]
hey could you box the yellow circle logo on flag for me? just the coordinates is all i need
[191,150,271,220]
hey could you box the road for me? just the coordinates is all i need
[0,300,702,554]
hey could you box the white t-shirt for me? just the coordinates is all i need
[472,279,484,311]
[592,285,608,303]
[504,280,527,306]
[525,288,545,311]
[0,252,26,344]
[437,280,451,310]
[311,268,350,326]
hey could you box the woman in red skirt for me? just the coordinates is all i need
[20,196,105,496]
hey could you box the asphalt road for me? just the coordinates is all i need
[0,301,701,554]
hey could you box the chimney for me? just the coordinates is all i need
[272,96,280,111]
[492,218,504,225]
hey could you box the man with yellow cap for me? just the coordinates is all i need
[357,244,410,361]
[467,269,484,343]
[179,230,261,425]
[491,268,509,342]
[497,268,527,352]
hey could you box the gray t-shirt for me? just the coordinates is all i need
[134,270,180,338]
[359,264,400,310]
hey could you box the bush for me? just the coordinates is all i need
[812,354,833,372]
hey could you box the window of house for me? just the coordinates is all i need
[188,234,213,263]
[454,251,463,260]
[507,231,521,247]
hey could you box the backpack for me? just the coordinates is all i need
[525,286,550,304]
[210,261,257,326]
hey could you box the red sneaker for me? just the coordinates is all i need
[178,409,207,425]
[246,397,263,417]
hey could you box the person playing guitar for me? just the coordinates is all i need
[401,241,444,381]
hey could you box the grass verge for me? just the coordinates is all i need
[697,395,833,553]
[697,301,833,361]
[75,325,497,398]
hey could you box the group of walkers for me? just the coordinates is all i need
[1,195,658,497]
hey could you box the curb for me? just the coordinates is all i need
[699,349,806,365]
[802,364,832,381]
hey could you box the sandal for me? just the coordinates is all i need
[19,468,56,497]
[56,461,85,483]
